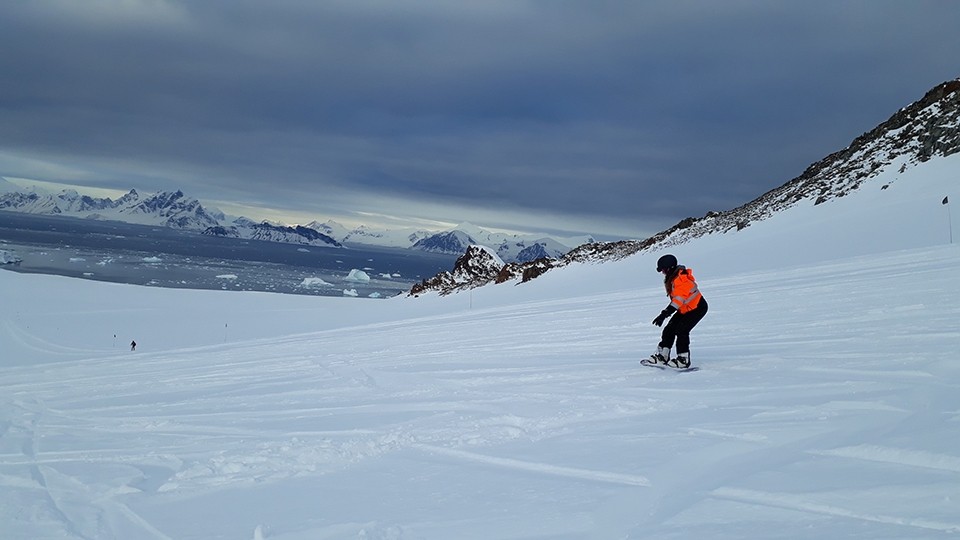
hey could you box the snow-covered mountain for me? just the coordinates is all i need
[0,185,588,256]
[343,224,433,248]
[305,219,352,243]
[205,217,342,247]
[451,222,591,261]
[0,191,64,214]
[410,230,477,255]
[303,219,434,248]
[512,238,573,263]
[0,188,223,230]
[300,218,589,261]
[408,222,587,262]
[121,190,223,229]
[411,78,960,295]
[642,78,960,250]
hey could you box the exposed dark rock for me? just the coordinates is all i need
[410,78,960,296]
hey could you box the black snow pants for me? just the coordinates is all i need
[658,298,708,354]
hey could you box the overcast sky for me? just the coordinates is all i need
[1,1,958,240]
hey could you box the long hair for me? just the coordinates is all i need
[664,265,685,296]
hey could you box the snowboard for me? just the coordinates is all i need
[640,358,700,372]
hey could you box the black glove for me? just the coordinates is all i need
[652,307,675,327]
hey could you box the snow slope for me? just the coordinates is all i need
[1,154,958,538]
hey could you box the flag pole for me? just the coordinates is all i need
[945,196,953,244]
[949,200,953,244]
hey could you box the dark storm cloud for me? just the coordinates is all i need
[1,0,959,238]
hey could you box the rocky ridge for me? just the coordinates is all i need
[410,245,505,296]
[410,78,960,296]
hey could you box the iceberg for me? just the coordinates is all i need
[344,269,371,283]
[1,249,22,264]
[299,277,332,289]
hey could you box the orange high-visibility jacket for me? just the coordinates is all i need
[668,268,702,314]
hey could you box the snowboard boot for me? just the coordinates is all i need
[668,352,690,369]
[649,346,671,365]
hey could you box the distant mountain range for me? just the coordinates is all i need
[0,182,592,262]
[0,188,223,228]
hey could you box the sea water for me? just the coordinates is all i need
[0,212,457,298]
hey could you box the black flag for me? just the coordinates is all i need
[944,196,950,205]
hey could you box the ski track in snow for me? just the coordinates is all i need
[1,245,960,538]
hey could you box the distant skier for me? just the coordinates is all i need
[648,254,708,368]
[130,340,137,352]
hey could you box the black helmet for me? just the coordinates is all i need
[656,254,678,273]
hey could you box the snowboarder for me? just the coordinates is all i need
[130,340,137,351]
[649,254,708,368]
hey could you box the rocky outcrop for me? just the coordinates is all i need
[410,245,505,296]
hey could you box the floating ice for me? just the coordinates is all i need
[0,250,21,264]
[344,269,371,283]
[299,277,332,288]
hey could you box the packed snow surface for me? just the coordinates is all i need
[1,154,958,538]
[2,243,959,539]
